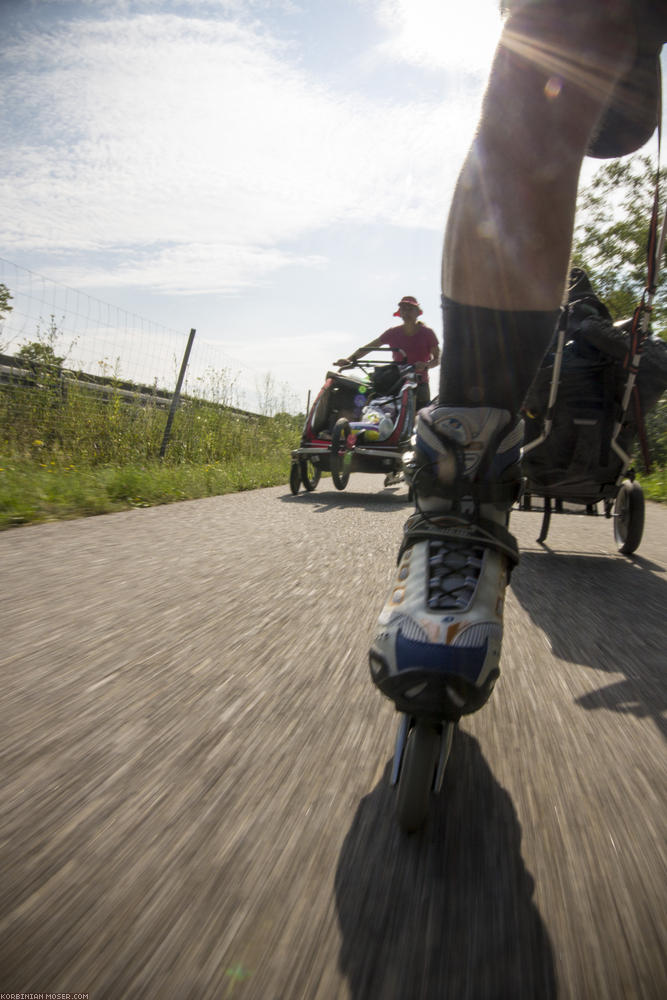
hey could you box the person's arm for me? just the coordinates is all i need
[414,333,440,372]
[335,335,384,367]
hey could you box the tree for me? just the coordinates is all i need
[16,340,66,371]
[0,283,12,320]
[16,316,66,372]
[0,283,13,352]
[572,155,667,332]
[572,156,667,470]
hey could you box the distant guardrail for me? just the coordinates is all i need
[0,353,263,421]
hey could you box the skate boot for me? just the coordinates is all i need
[369,405,523,720]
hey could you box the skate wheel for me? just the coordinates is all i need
[396,720,440,834]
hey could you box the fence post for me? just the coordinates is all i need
[159,328,196,459]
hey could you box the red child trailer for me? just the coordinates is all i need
[289,355,418,494]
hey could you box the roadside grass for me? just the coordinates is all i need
[0,453,299,529]
[0,370,305,528]
[638,466,667,502]
[0,364,664,529]
[1,453,664,531]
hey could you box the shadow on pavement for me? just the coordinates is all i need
[280,487,411,513]
[335,731,556,1000]
[511,550,667,739]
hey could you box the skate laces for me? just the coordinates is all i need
[401,407,521,591]
[427,535,485,611]
[400,507,520,573]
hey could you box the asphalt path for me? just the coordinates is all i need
[1,474,665,999]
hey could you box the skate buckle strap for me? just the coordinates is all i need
[412,463,521,507]
[441,478,520,506]
[398,511,519,567]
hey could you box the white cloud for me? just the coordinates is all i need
[48,243,329,294]
[1,7,484,292]
[37,0,296,12]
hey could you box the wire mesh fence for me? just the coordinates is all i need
[0,258,302,465]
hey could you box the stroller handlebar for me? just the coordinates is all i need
[334,350,413,373]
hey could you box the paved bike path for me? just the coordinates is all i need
[1,477,665,998]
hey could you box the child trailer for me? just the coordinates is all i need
[521,269,667,554]
[289,354,419,494]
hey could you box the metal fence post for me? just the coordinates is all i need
[159,328,196,459]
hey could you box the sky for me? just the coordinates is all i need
[0,0,664,412]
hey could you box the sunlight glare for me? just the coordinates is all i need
[376,0,503,73]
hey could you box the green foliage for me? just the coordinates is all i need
[0,366,300,466]
[0,348,304,526]
[0,283,12,319]
[573,155,667,476]
[644,394,667,468]
[572,155,667,330]
[0,452,298,528]
[16,340,65,371]
[0,284,14,353]
[15,315,68,372]
[639,464,667,501]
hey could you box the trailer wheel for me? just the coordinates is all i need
[614,480,644,555]
[300,459,321,491]
[289,462,301,495]
[331,419,351,490]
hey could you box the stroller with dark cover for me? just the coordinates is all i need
[289,355,418,494]
[521,268,667,553]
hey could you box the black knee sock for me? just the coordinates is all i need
[439,296,559,411]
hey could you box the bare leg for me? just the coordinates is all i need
[442,3,637,312]
[438,3,640,410]
[368,2,654,726]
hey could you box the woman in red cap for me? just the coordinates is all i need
[336,295,440,409]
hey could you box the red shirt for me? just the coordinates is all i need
[379,323,439,383]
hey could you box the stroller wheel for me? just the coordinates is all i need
[300,459,321,492]
[613,480,645,555]
[331,419,352,490]
[289,462,301,495]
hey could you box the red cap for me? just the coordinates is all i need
[393,295,423,317]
